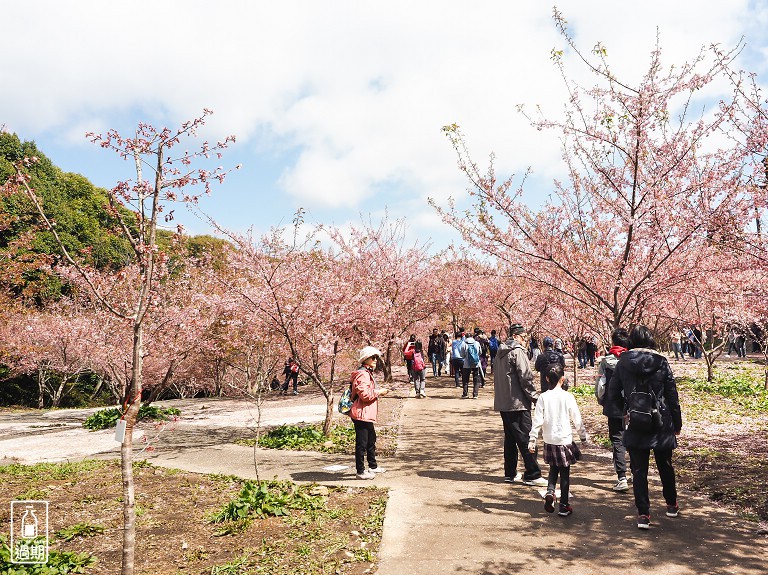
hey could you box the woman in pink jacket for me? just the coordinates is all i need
[350,346,390,480]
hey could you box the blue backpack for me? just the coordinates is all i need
[466,342,480,367]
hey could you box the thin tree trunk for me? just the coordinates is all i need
[120,322,143,575]
[90,376,105,400]
[323,341,339,436]
[37,364,47,409]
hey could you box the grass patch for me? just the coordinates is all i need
[236,423,356,453]
[570,384,595,398]
[0,460,108,481]
[677,369,768,414]
[55,523,105,542]
[82,405,181,430]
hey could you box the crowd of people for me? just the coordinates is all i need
[345,322,684,530]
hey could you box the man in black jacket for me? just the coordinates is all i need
[427,328,446,377]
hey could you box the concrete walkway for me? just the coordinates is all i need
[139,377,767,575]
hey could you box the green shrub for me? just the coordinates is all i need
[245,423,355,453]
[209,480,326,534]
[82,405,181,430]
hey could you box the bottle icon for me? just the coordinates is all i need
[21,506,38,539]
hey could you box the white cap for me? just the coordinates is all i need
[358,346,382,364]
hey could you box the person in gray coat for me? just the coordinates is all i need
[493,323,546,485]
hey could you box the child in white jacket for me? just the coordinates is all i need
[528,365,588,517]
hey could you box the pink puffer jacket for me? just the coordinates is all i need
[349,367,379,423]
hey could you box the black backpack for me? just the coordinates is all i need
[627,377,663,433]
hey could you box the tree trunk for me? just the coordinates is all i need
[120,322,143,575]
[51,374,70,408]
[323,394,334,436]
[37,364,47,409]
[322,341,339,437]
[90,376,105,400]
[382,338,394,383]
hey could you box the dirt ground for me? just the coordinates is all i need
[0,378,411,574]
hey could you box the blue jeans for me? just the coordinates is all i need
[430,353,441,377]
[672,343,682,360]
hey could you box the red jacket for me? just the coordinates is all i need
[349,366,380,423]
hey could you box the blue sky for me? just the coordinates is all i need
[3,1,767,249]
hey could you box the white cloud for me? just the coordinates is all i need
[2,0,764,241]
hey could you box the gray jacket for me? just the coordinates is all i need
[493,339,539,411]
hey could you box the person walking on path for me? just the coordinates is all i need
[451,332,465,388]
[281,357,300,395]
[402,335,416,380]
[475,328,490,387]
[606,325,683,529]
[350,346,390,480]
[411,340,427,398]
[488,330,499,373]
[586,336,597,368]
[493,323,547,486]
[534,337,566,394]
[594,328,631,491]
[460,331,483,399]
[528,365,588,517]
[427,328,446,377]
[671,329,685,361]
[441,330,451,374]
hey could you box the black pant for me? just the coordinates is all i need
[462,367,480,397]
[627,447,677,516]
[607,416,627,479]
[353,419,378,474]
[500,411,542,480]
[451,358,464,386]
[547,465,570,505]
[281,372,298,393]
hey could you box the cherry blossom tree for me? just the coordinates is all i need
[328,217,442,382]
[435,11,752,335]
[9,111,236,575]
[216,217,364,436]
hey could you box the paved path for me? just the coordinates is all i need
[141,378,766,575]
[2,377,766,574]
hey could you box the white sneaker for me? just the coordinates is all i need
[523,477,548,487]
[369,467,387,474]
[613,478,629,491]
[356,470,375,480]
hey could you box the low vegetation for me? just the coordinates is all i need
[236,423,356,453]
[82,406,181,431]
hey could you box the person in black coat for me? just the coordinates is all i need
[534,337,566,393]
[605,325,683,530]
